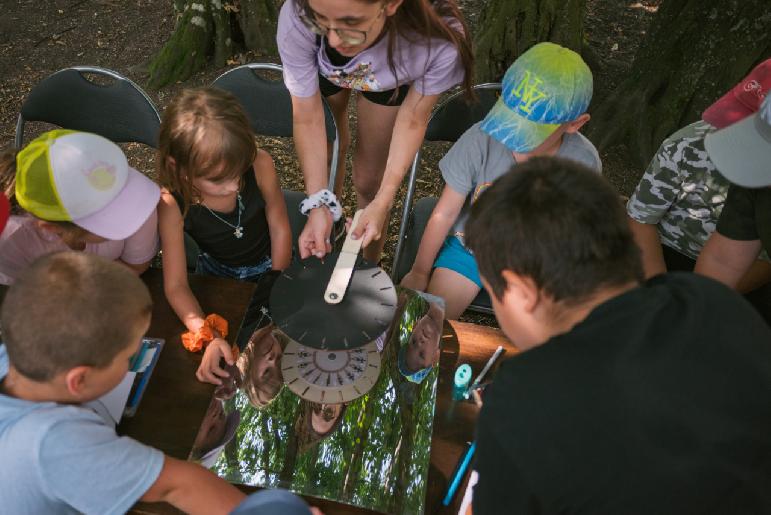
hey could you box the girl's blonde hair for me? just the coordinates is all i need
[157,87,257,213]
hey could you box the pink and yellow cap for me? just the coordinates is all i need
[15,129,160,240]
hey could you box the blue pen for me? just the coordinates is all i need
[442,441,476,506]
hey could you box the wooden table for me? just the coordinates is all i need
[2,269,516,514]
[428,321,517,515]
[119,268,256,459]
[133,270,516,515]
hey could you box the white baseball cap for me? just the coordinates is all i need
[705,94,771,188]
[15,129,160,240]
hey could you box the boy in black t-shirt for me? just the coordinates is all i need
[465,157,771,514]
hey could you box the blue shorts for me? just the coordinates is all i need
[433,236,482,288]
[195,252,272,283]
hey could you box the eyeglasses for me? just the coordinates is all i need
[299,5,386,46]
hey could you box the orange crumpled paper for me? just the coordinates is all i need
[181,314,229,352]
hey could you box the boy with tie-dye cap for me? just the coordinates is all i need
[401,42,601,319]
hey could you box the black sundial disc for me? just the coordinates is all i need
[270,254,397,350]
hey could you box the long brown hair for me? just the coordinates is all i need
[295,0,475,99]
[157,87,257,214]
[0,150,18,211]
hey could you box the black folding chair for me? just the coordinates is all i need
[391,84,501,314]
[211,63,340,252]
[12,66,178,264]
[15,66,160,148]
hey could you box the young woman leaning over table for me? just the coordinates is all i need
[277,0,474,262]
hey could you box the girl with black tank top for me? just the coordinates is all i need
[157,87,292,386]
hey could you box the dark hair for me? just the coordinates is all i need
[158,87,257,214]
[1,252,153,381]
[295,0,475,99]
[466,157,644,304]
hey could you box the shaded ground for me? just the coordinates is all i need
[0,0,659,325]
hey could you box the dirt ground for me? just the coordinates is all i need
[0,0,659,325]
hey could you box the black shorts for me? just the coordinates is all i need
[318,73,410,106]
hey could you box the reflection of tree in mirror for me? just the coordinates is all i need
[206,288,441,514]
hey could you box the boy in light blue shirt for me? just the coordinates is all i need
[401,42,601,318]
[0,252,245,514]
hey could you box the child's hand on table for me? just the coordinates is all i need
[197,338,236,385]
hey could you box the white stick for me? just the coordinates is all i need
[467,345,504,395]
[324,210,364,304]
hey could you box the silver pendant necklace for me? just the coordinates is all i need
[201,193,245,239]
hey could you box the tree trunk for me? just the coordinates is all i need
[585,0,771,169]
[148,0,278,89]
[473,0,586,82]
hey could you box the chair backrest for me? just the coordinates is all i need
[211,63,340,190]
[391,83,501,280]
[211,63,338,140]
[424,84,501,143]
[15,66,161,148]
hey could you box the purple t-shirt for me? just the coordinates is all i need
[277,0,465,97]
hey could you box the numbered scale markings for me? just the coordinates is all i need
[281,340,381,403]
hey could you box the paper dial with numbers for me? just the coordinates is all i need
[281,340,382,403]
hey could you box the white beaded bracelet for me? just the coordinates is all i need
[299,189,343,221]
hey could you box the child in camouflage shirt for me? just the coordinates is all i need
[626,58,771,293]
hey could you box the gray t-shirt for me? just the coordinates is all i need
[440,122,602,239]
[0,345,164,514]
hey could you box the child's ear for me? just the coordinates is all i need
[564,113,591,134]
[64,366,90,398]
[385,0,405,16]
[165,156,177,172]
[36,220,64,235]
[500,270,540,314]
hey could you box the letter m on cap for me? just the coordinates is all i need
[512,70,548,115]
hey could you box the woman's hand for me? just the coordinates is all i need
[196,338,236,385]
[351,199,389,248]
[299,206,334,259]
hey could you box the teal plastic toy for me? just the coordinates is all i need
[453,364,472,400]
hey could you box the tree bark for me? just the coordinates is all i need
[148,0,278,89]
[585,0,771,169]
[473,0,586,82]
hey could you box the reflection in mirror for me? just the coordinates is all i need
[190,397,241,468]
[399,297,443,384]
[238,325,284,408]
[194,287,447,514]
[295,401,348,452]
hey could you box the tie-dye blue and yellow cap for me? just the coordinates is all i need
[480,42,593,153]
